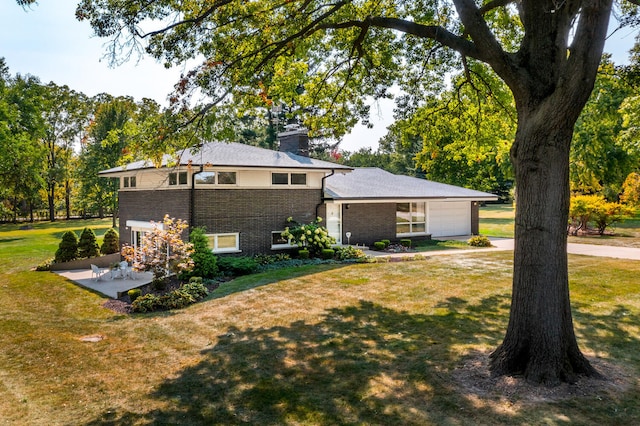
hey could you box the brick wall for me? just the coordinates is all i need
[342,203,396,246]
[118,190,190,245]
[194,188,322,255]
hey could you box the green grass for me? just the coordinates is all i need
[0,218,114,273]
[413,238,471,251]
[480,203,640,247]
[479,204,515,237]
[0,220,639,424]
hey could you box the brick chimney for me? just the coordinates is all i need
[278,124,309,157]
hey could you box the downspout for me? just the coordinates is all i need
[316,169,335,219]
[190,165,204,233]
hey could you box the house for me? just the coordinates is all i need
[99,128,498,255]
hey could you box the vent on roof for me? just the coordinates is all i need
[278,125,309,157]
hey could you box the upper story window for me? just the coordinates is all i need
[122,176,136,188]
[169,171,188,186]
[272,172,307,186]
[194,171,237,185]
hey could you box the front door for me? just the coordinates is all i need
[326,203,342,244]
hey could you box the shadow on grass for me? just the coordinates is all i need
[88,296,640,425]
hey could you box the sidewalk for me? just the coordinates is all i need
[363,237,640,261]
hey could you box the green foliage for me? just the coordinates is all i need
[571,58,639,198]
[373,241,386,251]
[217,256,259,276]
[35,258,54,271]
[281,217,335,257]
[77,227,100,258]
[569,195,635,235]
[254,253,292,265]
[130,293,161,313]
[467,236,492,247]
[381,240,391,248]
[400,239,412,248]
[320,249,335,260]
[334,245,368,261]
[297,249,310,260]
[127,288,141,303]
[186,227,218,279]
[621,172,640,207]
[54,230,78,262]
[130,282,209,313]
[100,228,120,254]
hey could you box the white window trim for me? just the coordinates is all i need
[208,232,241,253]
[271,231,297,250]
[194,170,238,186]
[168,171,189,186]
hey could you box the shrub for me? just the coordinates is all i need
[55,231,78,263]
[468,235,492,247]
[381,239,391,248]
[78,227,100,259]
[130,282,209,313]
[400,239,412,248]
[334,245,368,261]
[128,288,142,303]
[152,278,167,291]
[217,256,259,276]
[298,249,310,259]
[187,227,218,279]
[254,253,291,265]
[569,194,635,235]
[373,241,386,250]
[189,276,203,284]
[35,258,54,271]
[321,249,335,259]
[131,293,162,313]
[100,228,120,255]
[281,216,336,257]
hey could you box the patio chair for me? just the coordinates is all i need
[90,264,107,281]
[119,261,134,279]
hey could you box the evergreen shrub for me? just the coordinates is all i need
[55,231,78,263]
[78,228,100,258]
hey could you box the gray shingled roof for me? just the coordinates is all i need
[325,168,498,200]
[100,141,351,175]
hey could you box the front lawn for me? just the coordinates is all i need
[480,203,640,248]
[0,220,639,425]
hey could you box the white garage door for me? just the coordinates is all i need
[428,201,471,237]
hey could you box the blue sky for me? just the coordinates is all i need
[1,2,637,151]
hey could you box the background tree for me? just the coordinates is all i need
[570,57,638,199]
[74,0,640,384]
[77,96,135,224]
[0,65,47,222]
[41,83,91,220]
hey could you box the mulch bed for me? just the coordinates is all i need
[102,275,221,314]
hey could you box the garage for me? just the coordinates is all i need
[428,201,471,237]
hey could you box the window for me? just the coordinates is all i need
[272,172,307,185]
[272,172,289,185]
[206,233,240,253]
[194,171,237,185]
[123,176,137,188]
[271,231,296,249]
[218,171,236,185]
[195,172,216,185]
[169,171,188,186]
[291,173,307,185]
[396,202,426,236]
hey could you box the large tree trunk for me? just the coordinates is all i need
[48,184,56,222]
[489,103,599,385]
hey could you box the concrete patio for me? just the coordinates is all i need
[54,268,153,299]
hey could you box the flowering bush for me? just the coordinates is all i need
[281,216,335,257]
[121,215,194,281]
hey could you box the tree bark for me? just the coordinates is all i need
[489,103,600,385]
